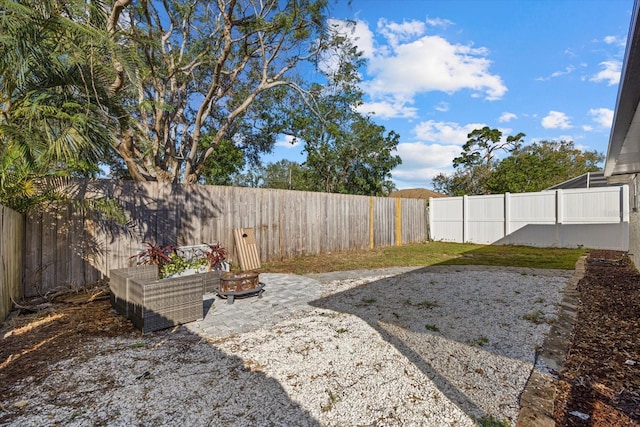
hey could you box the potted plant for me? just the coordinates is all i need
[133,242,177,272]
[204,242,228,271]
[132,243,221,278]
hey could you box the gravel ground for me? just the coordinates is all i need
[3,267,572,426]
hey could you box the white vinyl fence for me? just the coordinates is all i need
[429,186,629,250]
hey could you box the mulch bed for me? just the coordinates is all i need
[553,250,640,426]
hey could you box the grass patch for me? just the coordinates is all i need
[523,309,550,324]
[335,327,348,334]
[424,324,440,332]
[473,336,489,346]
[478,416,510,427]
[261,242,584,275]
[416,299,439,309]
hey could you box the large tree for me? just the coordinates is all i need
[487,140,604,193]
[259,159,312,190]
[434,127,524,196]
[281,36,401,196]
[107,0,338,184]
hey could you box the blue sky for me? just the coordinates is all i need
[262,0,633,190]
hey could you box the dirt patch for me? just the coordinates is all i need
[0,287,139,411]
[553,250,640,426]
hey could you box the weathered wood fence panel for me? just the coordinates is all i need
[24,180,428,295]
[1,205,24,321]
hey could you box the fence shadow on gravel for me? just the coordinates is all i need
[309,265,572,423]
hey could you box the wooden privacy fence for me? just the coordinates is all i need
[429,186,629,250]
[1,205,24,321]
[23,179,428,296]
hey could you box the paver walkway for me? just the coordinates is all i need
[186,268,421,339]
[186,273,324,338]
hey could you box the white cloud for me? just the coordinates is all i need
[328,19,376,59]
[275,134,300,148]
[377,18,426,47]
[582,125,594,131]
[588,107,614,128]
[552,66,575,78]
[413,120,486,145]
[541,111,572,129]
[589,60,622,86]
[434,102,449,112]
[536,66,575,81]
[397,142,460,168]
[426,17,453,28]
[335,18,506,113]
[358,100,418,119]
[363,33,506,101]
[392,142,461,183]
[603,35,627,47]
[604,35,617,44]
[498,112,517,123]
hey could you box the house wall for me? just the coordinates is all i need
[629,210,640,268]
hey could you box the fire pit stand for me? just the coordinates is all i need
[215,271,264,304]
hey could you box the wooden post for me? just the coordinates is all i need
[395,197,402,246]
[369,197,374,249]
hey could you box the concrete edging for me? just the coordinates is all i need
[516,255,586,427]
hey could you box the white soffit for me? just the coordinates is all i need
[605,0,640,178]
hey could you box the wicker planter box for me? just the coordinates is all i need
[128,275,204,334]
[109,266,204,333]
[202,270,222,294]
[110,265,158,319]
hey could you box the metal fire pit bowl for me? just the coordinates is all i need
[216,271,264,304]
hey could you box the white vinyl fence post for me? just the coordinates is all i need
[504,192,511,239]
[462,195,469,243]
[556,189,564,224]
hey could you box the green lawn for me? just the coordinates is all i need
[260,241,586,275]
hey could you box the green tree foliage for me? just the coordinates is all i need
[301,111,400,196]
[453,126,525,169]
[260,160,312,190]
[487,140,604,193]
[0,0,125,211]
[200,139,246,186]
[2,0,401,201]
[432,167,492,197]
[434,127,524,196]
[281,30,401,196]
[433,128,604,196]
